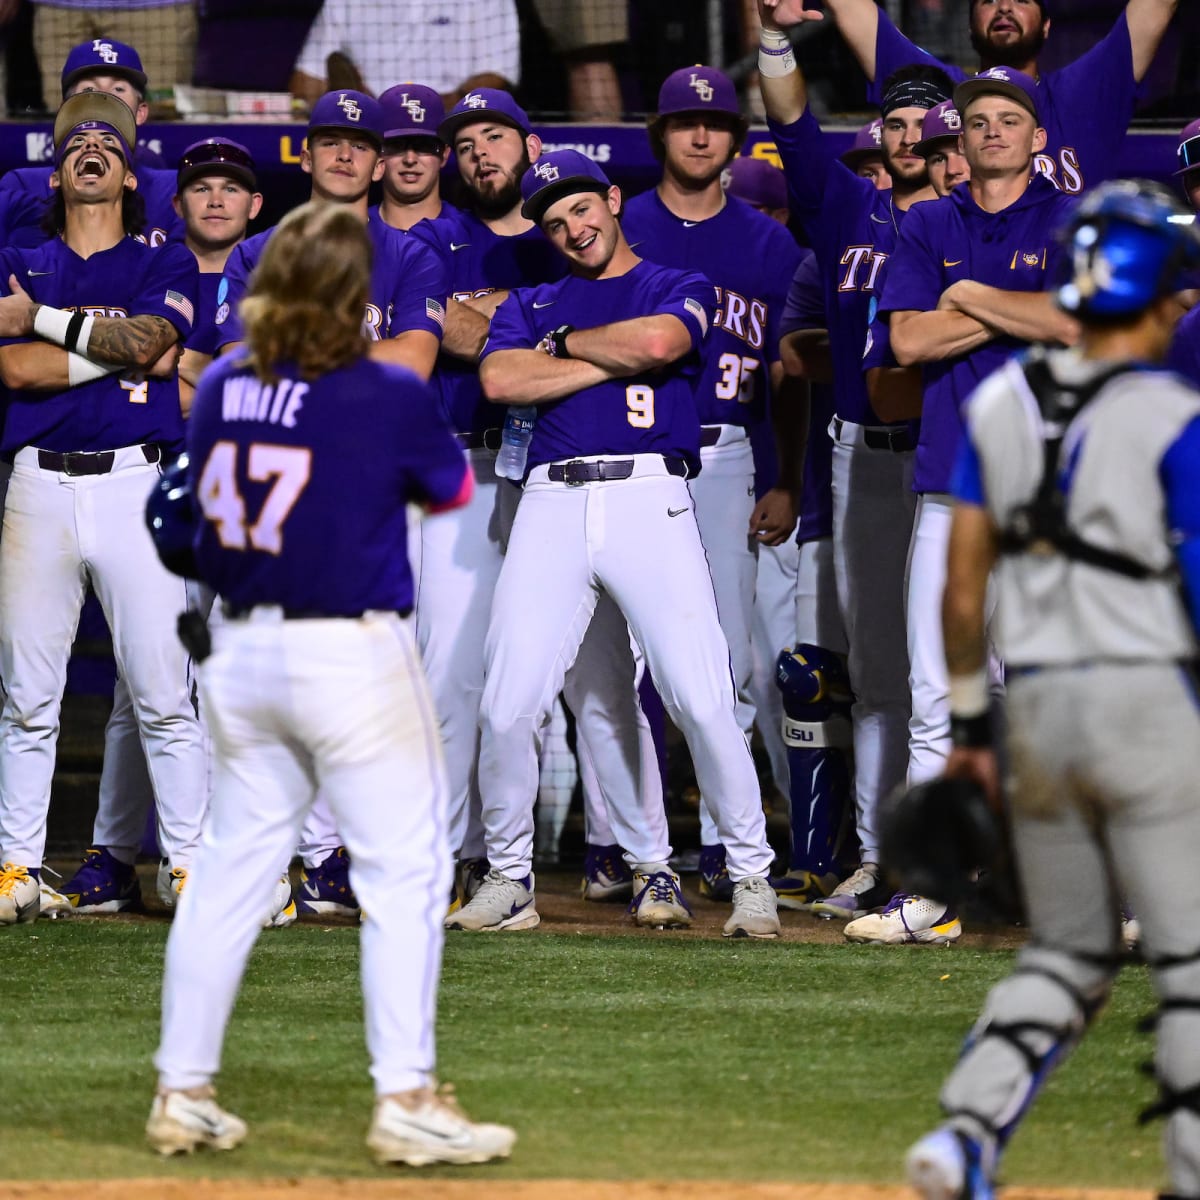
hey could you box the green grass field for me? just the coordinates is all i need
[2,910,1166,1187]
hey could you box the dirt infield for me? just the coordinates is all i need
[0,1182,1158,1200]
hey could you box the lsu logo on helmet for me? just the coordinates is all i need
[337,93,362,122]
[689,73,714,103]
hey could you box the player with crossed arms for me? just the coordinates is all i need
[147,201,514,1166]
[450,150,780,939]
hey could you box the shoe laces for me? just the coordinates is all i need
[637,870,680,905]
[170,867,188,895]
[0,862,31,896]
[881,892,910,915]
[837,865,879,897]
[477,869,526,900]
[734,876,775,916]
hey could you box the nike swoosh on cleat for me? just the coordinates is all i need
[668,506,688,517]
[302,881,322,899]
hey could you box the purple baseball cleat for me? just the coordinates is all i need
[295,846,360,917]
[60,846,143,913]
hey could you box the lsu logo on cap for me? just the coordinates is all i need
[464,92,489,109]
[92,39,119,65]
[870,123,883,145]
[979,67,1011,82]
[401,93,426,123]
[689,73,714,103]
[943,109,962,130]
[337,93,362,122]
[532,160,560,183]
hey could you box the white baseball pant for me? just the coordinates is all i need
[690,427,758,846]
[478,454,773,881]
[829,422,915,861]
[793,536,846,653]
[0,446,206,871]
[751,535,800,795]
[156,610,449,1095]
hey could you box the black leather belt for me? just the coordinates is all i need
[832,417,913,453]
[700,426,721,447]
[37,443,161,476]
[223,604,413,621]
[455,428,502,451]
[546,456,688,486]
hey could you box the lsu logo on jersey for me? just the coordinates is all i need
[689,73,714,103]
[337,93,363,122]
[838,246,888,293]
[91,39,119,65]
[1009,247,1047,271]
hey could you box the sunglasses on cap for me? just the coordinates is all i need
[179,141,256,179]
[1179,134,1200,175]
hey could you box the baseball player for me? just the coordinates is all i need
[839,117,892,188]
[907,179,1200,1200]
[855,67,1079,945]
[50,137,267,917]
[771,250,853,907]
[416,90,671,909]
[147,201,515,1167]
[0,38,183,248]
[374,83,450,233]
[914,99,970,197]
[799,0,1177,193]
[1175,117,1200,214]
[622,67,803,902]
[216,90,449,917]
[0,92,205,925]
[448,150,781,939]
[759,0,952,920]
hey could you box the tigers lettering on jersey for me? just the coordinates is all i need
[1034,148,1084,195]
[838,246,888,293]
[712,286,766,351]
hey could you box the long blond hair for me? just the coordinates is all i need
[240,201,371,382]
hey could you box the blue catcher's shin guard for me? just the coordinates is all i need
[775,644,853,876]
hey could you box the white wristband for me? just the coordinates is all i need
[948,668,990,720]
[33,305,73,347]
[759,28,796,77]
[67,352,119,387]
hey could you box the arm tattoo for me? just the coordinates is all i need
[85,314,178,369]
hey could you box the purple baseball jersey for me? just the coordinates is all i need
[877,175,1076,493]
[481,260,714,475]
[869,9,1138,193]
[215,209,447,350]
[1167,304,1200,388]
[779,249,834,545]
[0,237,196,456]
[187,353,468,615]
[769,108,914,429]
[412,203,567,437]
[620,189,801,430]
[185,272,224,356]
[0,162,183,249]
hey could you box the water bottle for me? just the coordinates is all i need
[495,406,536,480]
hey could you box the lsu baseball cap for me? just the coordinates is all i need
[1176,117,1200,175]
[379,84,446,141]
[53,90,136,167]
[840,118,885,168]
[308,90,386,148]
[61,37,147,97]
[953,66,1040,122]
[915,100,963,157]
[725,156,787,210]
[177,138,257,191]
[520,150,611,223]
[656,65,742,121]
[440,88,531,143]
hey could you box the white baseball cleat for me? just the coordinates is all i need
[0,863,40,925]
[156,860,188,909]
[146,1088,248,1156]
[367,1086,516,1167]
[38,881,73,919]
[444,869,539,931]
[844,893,962,945]
[723,876,781,939]
[629,867,692,929]
[906,1126,995,1200]
[262,875,297,928]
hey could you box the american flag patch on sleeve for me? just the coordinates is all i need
[426,297,446,329]
[684,297,708,337]
[164,290,194,325]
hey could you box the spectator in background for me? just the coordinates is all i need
[31,0,196,107]
[289,0,519,109]
[839,117,892,188]
[532,0,626,120]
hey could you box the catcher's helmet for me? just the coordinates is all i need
[878,777,1001,908]
[145,454,200,580]
[1055,178,1200,319]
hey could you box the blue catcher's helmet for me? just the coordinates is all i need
[1056,178,1200,319]
[145,454,200,580]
